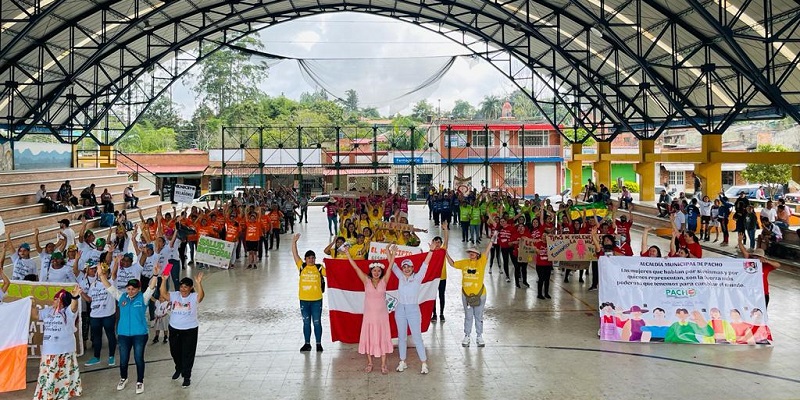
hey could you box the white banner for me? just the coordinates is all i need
[173,184,196,204]
[599,256,770,345]
[367,242,423,260]
[0,215,5,236]
[195,235,234,269]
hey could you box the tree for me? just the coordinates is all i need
[186,36,269,115]
[140,96,182,129]
[741,144,793,198]
[361,107,381,119]
[562,128,596,147]
[117,123,177,153]
[509,89,542,119]
[478,95,502,120]
[341,89,359,113]
[411,100,435,122]
[386,116,425,150]
[450,99,476,119]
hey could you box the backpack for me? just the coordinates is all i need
[301,263,325,293]
[99,213,114,227]
[84,208,99,219]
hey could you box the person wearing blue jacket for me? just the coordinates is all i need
[100,255,157,395]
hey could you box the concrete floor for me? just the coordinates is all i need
[8,205,800,400]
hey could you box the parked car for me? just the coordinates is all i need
[724,184,785,200]
[310,194,330,204]
[192,191,234,206]
[546,189,572,204]
[782,192,800,204]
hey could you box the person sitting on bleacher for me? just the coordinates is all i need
[775,204,791,229]
[81,184,98,207]
[36,184,59,212]
[124,184,139,209]
[4,231,38,280]
[100,188,114,213]
[58,180,78,207]
[656,190,671,217]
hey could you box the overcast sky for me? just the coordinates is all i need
[172,12,517,119]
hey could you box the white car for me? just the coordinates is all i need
[546,189,572,204]
[192,191,234,206]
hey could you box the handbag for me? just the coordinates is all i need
[463,286,485,307]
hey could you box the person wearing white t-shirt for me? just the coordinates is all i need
[135,242,159,321]
[5,232,37,280]
[761,200,777,223]
[160,271,205,388]
[32,287,83,399]
[671,204,686,232]
[80,261,118,367]
[113,253,143,292]
[58,219,76,248]
[39,252,77,283]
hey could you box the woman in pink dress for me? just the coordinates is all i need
[346,245,395,374]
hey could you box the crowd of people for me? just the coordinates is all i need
[1,176,792,398]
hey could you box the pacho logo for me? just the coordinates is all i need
[743,261,757,274]
[665,288,696,298]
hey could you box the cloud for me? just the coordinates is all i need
[172,12,514,119]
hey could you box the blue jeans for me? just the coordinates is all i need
[462,293,486,336]
[118,334,148,383]
[395,303,426,362]
[469,224,480,242]
[90,314,117,358]
[300,300,323,344]
[327,215,338,235]
[747,229,756,249]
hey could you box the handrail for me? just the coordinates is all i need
[114,150,159,188]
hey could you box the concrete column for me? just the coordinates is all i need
[793,165,800,184]
[594,141,611,187]
[636,139,656,201]
[697,134,722,199]
[567,142,583,197]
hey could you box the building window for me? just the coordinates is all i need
[668,170,685,187]
[519,130,549,146]
[505,165,525,187]
[471,130,492,146]
[447,130,467,147]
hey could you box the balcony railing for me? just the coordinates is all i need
[443,145,562,159]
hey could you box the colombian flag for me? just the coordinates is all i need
[0,297,31,393]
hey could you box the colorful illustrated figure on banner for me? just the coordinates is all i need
[3,282,84,357]
[598,256,771,345]
[324,250,445,344]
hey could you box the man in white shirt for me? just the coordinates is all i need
[671,204,686,232]
[58,219,76,247]
[761,201,777,223]
[124,184,139,209]
[35,184,49,202]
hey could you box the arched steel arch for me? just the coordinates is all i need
[1,0,798,144]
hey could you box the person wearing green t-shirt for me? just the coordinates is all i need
[459,200,472,243]
[665,309,713,344]
[469,201,482,244]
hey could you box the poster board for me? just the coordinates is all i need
[172,184,196,204]
[194,235,235,269]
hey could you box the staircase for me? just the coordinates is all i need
[1,167,169,273]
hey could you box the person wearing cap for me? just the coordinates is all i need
[99,262,158,395]
[292,233,326,352]
[390,243,435,374]
[160,268,204,388]
[322,198,339,236]
[4,230,38,280]
[346,244,394,374]
[39,251,75,283]
[124,184,139,209]
[80,259,118,368]
[445,231,497,347]
[32,286,83,399]
[57,218,76,248]
[33,227,56,276]
[738,235,780,307]
[77,218,101,270]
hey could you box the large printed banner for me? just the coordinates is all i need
[195,235,235,269]
[325,250,445,343]
[367,241,423,260]
[546,234,598,262]
[599,256,770,345]
[4,282,84,357]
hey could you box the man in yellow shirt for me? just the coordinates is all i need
[446,231,496,347]
[291,233,325,352]
[348,234,368,260]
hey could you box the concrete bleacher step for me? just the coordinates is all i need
[0,180,145,209]
[0,174,129,196]
[0,188,151,221]
[0,168,117,184]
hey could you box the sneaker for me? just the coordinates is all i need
[439,315,445,322]
[421,362,429,374]
[588,286,597,292]
[85,357,101,367]
[116,378,128,391]
[316,343,324,352]
[108,356,116,366]
[537,295,545,299]
[545,294,551,299]
[163,336,168,344]
[476,336,486,347]
[135,382,144,394]
[182,378,191,388]
[172,371,181,380]
[488,268,492,274]
[505,277,511,283]
[300,343,312,352]
[431,314,438,323]
[152,336,159,344]
[461,335,470,347]
[396,360,407,372]
[523,282,530,288]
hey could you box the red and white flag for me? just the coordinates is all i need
[0,297,32,393]
[325,249,445,344]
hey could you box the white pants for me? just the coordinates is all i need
[394,303,426,362]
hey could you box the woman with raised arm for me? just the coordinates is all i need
[639,227,663,257]
[391,243,435,374]
[99,261,157,395]
[32,286,83,400]
[346,244,393,374]
[292,233,326,352]
[160,267,204,388]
